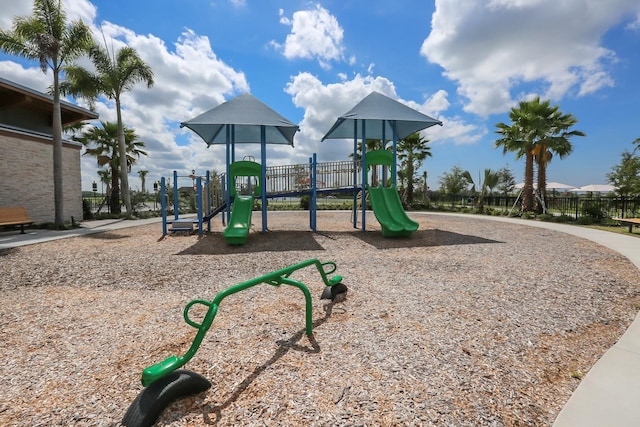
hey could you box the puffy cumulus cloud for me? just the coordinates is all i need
[284,73,484,164]
[272,4,346,69]
[421,0,640,116]
[81,24,250,187]
[0,0,96,30]
[0,2,249,190]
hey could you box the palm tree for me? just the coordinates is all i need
[495,97,584,213]
[528,102,583,212]
[496,118,535,212]
[462,169,500,210]
[61,38,154,216]
[0,0,92,226]
[74,121,147,214]
[95,169,111,213]
[138,170,149,193]
[349,139,387,186]
[397,133,432,205]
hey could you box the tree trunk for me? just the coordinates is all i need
[522,152,535,212]
[535,160,547,214]
[116,98,132,215]
[110,164,121,214]
[406,161,414,205]
[52,70,65,227]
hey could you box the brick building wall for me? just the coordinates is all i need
[0,129,83,224]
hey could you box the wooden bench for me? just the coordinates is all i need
[0,207,34,234]
[613,217,640,233]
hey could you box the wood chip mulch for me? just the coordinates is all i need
[1,211,638,426]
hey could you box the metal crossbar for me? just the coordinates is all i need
[140,258,342,386]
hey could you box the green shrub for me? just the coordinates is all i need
[537,214,554,222]
[299,195,310,210]
[554,215,573,223]
[576,216,594,225]
[83,199,94,220]
[581,202,606,223]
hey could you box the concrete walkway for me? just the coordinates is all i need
[1,213,639,425]
[0,217,163,250]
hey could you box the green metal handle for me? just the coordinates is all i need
[141,258,342,386]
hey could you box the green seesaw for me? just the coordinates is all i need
[123,258,346,427]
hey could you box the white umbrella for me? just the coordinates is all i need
[570,184,616,193]
[514,182,575,190]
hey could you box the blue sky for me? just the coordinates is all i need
[1,0,639,192]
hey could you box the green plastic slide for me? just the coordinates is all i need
[222,195,254,245]
[368,185,418,237]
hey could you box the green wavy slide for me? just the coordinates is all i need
[222,195,254,245]
[368,185,419,237]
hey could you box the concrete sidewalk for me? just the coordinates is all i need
[2,212,639,425]
[0,217,163,250]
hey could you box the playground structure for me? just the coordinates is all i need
[160,155,370,239]
[122,258,345,427]
[160,152,421,241]
[161,91,440,243]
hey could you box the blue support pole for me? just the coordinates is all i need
[161,177,167,236]
[225,125,231,223]
[392,120,398,187]
[173,171,179,221]
[205,170,211,232]
[310,154,317,232]
[382,120,387,186]
[261,125,267,233]
[361,120,366,231]
[196,176,203,237]
[352,120,358,228]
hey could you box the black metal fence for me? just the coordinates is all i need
[427,193,640,219]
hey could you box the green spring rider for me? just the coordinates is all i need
[123,258,345,427]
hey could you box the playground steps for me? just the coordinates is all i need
[167,219,199,233]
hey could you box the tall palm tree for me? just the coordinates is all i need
[495,97,584,213]
[496,116,535,212]
[0,0,92,226]
[138,170,149,194]
[61,38,154,216]
[74,121,147,214]
[397,133,432,205]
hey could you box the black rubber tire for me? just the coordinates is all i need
[122,370,212,427]
[321,283,348,300]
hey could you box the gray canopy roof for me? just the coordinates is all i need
[321,91,442,141]
[180,93,299,146]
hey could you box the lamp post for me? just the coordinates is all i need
[92,181,97,212]
[153,181,158,210]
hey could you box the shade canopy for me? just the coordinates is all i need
[321,91,442,141]
[570,184,616,193]
[515,182,576,190]
[180,93,299,146]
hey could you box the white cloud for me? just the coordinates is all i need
[273,4,347,69]
[284,73,483,164]
[80,24,250,187]
[0,0,96,30]
[0,5,250,190]
[421,0,640,116]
